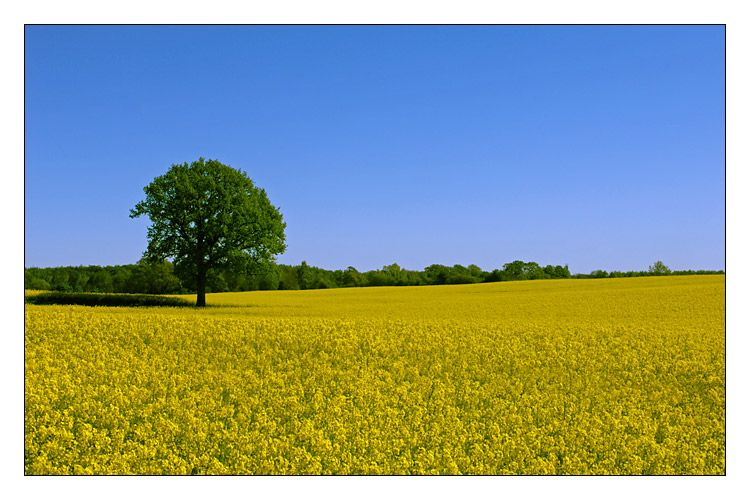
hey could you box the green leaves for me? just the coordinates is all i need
[131,158,286,305]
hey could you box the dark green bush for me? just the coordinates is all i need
[25,291,192,308]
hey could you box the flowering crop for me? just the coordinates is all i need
[25,276,725,474]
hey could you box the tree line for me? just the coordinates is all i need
[24,259,723,295]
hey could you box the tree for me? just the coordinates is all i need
[257,264,281,290]
[648,260,670,276]
[467,264,483,279]
[87,268,114,293]
[556,265,572,279]
[502,260,527,280]
[383,263,405,285]
[590,269,609,279]
[424,264,450,285]
[484,269,504,282]
[342,266,364,287]
[522,261,546,280]
[297,261,313,290]
[130,158,286,306]
[27,277,51,290]
[277,264,300,290]
[125,259,182,295]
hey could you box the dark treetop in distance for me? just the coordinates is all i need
[24,259,724,297]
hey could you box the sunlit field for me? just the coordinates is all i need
[24,275,725,475]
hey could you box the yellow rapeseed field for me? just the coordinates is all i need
[24,275,725,475]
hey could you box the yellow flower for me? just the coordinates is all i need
[25,276,725,475]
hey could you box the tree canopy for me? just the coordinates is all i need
[25,260,724,296]
[648,260,671,276]
[130,158,286,306]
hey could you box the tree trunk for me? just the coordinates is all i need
[196,266,207,307]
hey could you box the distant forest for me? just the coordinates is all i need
[24,260,724,295]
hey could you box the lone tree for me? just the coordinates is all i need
[648,260,671,276]
[130,158,286,306]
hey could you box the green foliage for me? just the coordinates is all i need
[502,260,527,280]
[649,260,671,276]
[24,263,183,294]
[278,265,300,290]
[25,291,191,308]
[27,277,51,290]
[296,261,314,290]
[25,259,723,296]
[126,260,183,294]
[424,264,450,285]
[544,264,571,279]
[342,266,365,287]
[130,158,286,306]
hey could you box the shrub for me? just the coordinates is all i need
[24,291,192,308]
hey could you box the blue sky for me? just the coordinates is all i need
[24,25,725,274]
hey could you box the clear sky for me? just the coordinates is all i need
[24,25,725,274]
